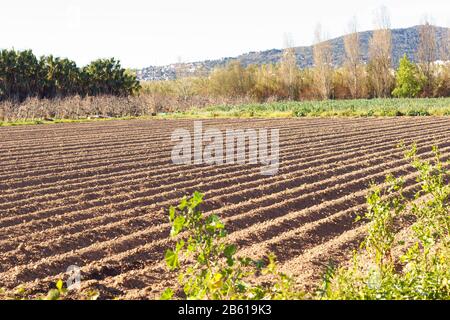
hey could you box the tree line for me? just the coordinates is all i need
[0,49,140,102]
[143,12,450,105]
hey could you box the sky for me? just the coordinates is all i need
[0,0,449,68]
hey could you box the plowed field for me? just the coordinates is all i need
[1,117,449,299]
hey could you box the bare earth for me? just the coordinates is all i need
[1,117,449,299]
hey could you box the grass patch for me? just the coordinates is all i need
[0,116,144,127]
[196,98,450,118]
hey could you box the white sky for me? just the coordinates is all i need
[0,0,449,68]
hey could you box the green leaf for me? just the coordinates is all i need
[239,257,253,266]
[56,279,64,292]
[87,290,100,300]
[176,240,185,252]
[45,289,60,300]
[178,197,188,210]
[171,215,186,236]
[198,252,206,264]
[169,206,176,222]
[206,215,224,232]
[187,239,196,254]
[224,244,237,266]
[160,288,174,300]
[15,286,26,296]
[224,244,236,258]
[165,249,179,270]
[254,259,266,270]
[191,191,204,207]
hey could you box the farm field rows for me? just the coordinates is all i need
[1,117,450,299]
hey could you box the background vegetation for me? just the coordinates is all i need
[0,18,449,122]
[0,49,140,102]
[140,55,450,113]
[139,20,450,113]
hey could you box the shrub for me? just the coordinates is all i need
[320,144,450,300]
[407,109,430,116]
[161,191,303,300]
[392,55,422,98]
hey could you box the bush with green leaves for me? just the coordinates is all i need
[392,55,423,98]
[320,144,450,300]
[161,191,303,300]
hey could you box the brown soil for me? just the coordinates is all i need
[1,117,449,299]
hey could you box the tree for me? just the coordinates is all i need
[446,28,450,61]
[173,58,196,102]
[0,49,140,101]
[439,28,450,61]
[253,64,279,101]
[368,6,394,98]
[0,49,42,101]
[41,56,82,98]
[313,24,333,99]
[279,34,300,100]
[82,58,141,96]
[392,54,422,98]
[417,19,437,96]
[343,17,362,98]
[208,61,254,97]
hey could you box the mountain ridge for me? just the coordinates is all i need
[137,25,449,81]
